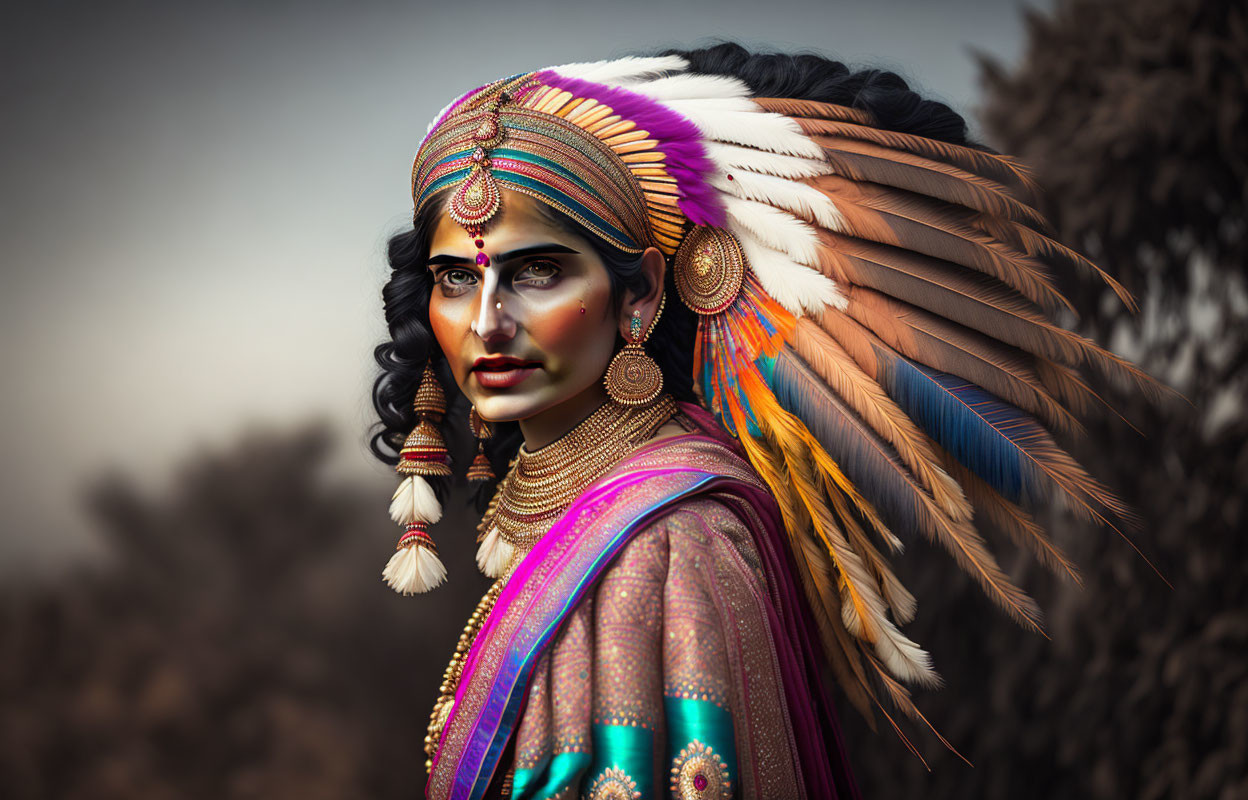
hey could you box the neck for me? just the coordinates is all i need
[517,382,611,450]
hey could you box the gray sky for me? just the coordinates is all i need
[0,0,1048,572]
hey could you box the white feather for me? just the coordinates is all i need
[723,195,822,266]
[475,527,515,579]
[389,475,443,526]
[832,540,938,686]
[662,102,824,158]
[735,229,844,316]
[712,173,847,232]
[549,55,688,85]
[663,96,761,114]
[705,142,832,179]
[626,73,750,101]
[382,543,447,595]
[873,618,940,687]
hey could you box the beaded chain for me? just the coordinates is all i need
[424,578,503,772]
[479,395,678,547]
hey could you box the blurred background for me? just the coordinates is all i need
[1,0,1243,797]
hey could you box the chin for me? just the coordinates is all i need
[470,392,554,423]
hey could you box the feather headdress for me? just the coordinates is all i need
[408,55,1170,736]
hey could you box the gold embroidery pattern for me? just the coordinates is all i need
[587,766,641,800]
[670,740,732,800]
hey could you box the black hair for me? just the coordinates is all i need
[369,42,976,503]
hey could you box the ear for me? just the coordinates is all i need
[619,247,667,339]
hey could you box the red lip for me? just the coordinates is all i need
[471,356,541,389]
[472,356,541,372]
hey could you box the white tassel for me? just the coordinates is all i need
[382,540,447,595]
[389,475,443,526]
[475,527,515,579]
[734,228,845,316]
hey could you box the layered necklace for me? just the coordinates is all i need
[424,395,677,772]
[481,394,678,549]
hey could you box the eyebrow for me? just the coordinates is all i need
[426,242,580,267]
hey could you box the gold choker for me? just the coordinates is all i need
[478,395,678,549]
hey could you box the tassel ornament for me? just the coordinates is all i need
[466,406,497,483]
[383,364,451,595]
[384,520,447,594]
[475,526,514,578]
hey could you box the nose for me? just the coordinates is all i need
[473,267,514,343]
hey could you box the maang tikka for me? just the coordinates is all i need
[605,292,665,406]
[383,363,452,595]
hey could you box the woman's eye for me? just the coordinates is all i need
[514,260,560,287]
[436,269,477,296]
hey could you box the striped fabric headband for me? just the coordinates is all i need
[412,74,660,254]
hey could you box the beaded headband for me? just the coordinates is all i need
[411,69,729,255]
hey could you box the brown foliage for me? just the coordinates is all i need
[0,425,489,798]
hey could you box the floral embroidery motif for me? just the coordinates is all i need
[669,740,731,799]
[587,766,641,800]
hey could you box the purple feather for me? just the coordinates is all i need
[536,69,725,226]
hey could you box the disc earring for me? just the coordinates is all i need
[604,293,665,406]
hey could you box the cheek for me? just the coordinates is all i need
[428,297,472,377]
[523,284,616,368]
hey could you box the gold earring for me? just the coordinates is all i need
[466,406,496,483]
[604,293,665,406]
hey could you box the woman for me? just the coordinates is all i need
[371,44,1157,799]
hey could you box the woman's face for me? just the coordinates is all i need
[426,189,621,426]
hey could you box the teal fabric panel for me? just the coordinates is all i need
[664,696,739,787]
[588,723,655,797]
[511,751,591,800]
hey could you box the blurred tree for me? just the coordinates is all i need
[842,0,1248,798]
[0,425,486,799]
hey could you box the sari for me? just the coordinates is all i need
[428,403,859,799]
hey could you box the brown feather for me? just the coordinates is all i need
[821,303,1141,532]
[793,318,974,520]
[730,400,878,718]
[816,232,1086,364]
[841,288,1085,436]
[766,361,1046,633]
[864,654,972,765]
[942,455,1083,585]
[792,117,1043,205]
[813,135,1053,232]
[813,173,1072,313]
[832,486,921,625]
[971,212,1138,312]
[753,96,875,124]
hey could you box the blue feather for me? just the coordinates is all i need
[883,355,1033,502]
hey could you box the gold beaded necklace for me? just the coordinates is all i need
[424,396,678,771]
[479,395,678,547]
